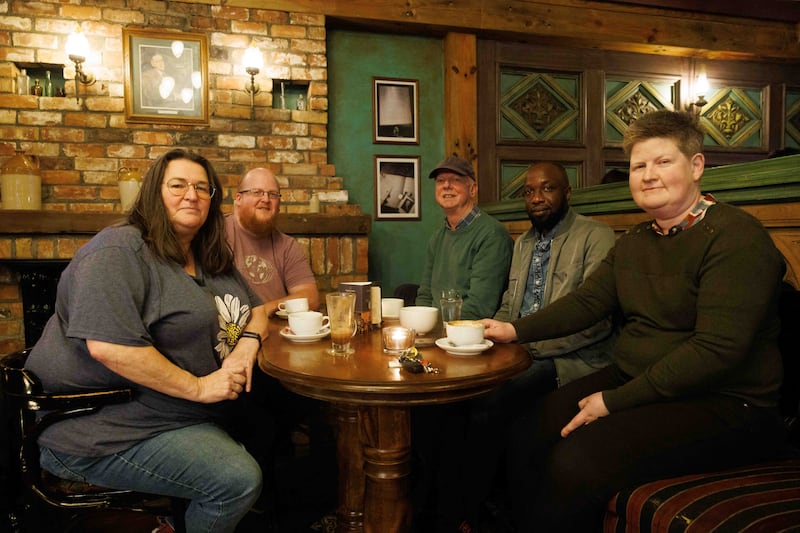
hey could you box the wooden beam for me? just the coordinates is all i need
[444,33,478,169]
[226,0,800,61]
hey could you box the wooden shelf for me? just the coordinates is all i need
[0,211,371,236]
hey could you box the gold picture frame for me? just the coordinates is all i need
[123,28,209,125]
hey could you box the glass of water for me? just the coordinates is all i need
[440,289,462,330]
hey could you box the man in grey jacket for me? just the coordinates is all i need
[495,161,616,389]
[451,162,617,532]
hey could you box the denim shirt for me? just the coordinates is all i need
[520,220,562,317]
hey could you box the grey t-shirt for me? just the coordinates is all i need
[26,225,262,456]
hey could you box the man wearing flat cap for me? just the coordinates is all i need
[415,155,513,319]
[412,155,513,530]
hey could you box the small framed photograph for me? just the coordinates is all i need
[123,28,209,125]
[375,155,420,220]
[373,77,419,144]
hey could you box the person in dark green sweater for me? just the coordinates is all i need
[415,155,513,319]
[482,110,789,531]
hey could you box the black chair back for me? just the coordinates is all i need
[393,283,420,307]
[0,349,185,532]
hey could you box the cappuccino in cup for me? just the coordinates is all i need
[446,320,485,346]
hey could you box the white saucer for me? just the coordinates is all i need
[280,326,330,343]
[435,337,494,356]
[275,310,289,319]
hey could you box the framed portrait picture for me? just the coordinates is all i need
[375,155,420,220]
[373,78,419,144]
[123,28,209,125]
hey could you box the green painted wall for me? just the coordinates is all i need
[329,30,445,297]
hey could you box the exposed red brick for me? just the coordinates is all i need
[0,3,359,350]
[0,284,20,301]
[272,25,307,39]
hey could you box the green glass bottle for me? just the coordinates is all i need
[44,71,53,97]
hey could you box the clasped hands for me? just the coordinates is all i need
[199,341,258,403]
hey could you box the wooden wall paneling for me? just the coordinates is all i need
[479,40,591,200]
[479,39,800,202]
[697,68,771,154]
[585,68,605,187]
[769,83,786,155]
[785,85,800,150]
[699,59,800,159]
[477,40,499,203]
[228,0,800,61]
[444,33,479,167]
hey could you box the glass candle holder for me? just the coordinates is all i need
[382,326,416,355]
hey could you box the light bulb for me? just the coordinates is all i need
[242,45,264,72]
[65,31,90,61]
[695,72,709,99]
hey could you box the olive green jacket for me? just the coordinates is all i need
[495,208,616,386]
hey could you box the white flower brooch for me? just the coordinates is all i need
[215,294,252,361]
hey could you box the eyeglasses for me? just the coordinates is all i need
[164,178,216,199]
[239,189,281,200]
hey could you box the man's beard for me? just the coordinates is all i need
[529,204,567,233]
[239,211,274,235]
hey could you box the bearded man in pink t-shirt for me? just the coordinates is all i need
[225,168,319,317]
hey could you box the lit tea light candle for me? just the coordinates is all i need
[382,326,416,355]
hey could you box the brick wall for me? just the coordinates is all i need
[0,0,354,214]
[0,0,369,352]
[0,229,370,354]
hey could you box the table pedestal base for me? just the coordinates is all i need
[335,403,413,533]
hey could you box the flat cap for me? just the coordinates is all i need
[428,156,476,180]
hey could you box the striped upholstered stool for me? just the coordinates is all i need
[604,459,800,532]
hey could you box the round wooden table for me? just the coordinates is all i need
[259,321,530,533]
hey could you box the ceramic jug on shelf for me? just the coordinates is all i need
[1,150,41,210]
[117,167,142,212]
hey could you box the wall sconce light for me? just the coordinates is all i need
[242,44,264,119]
[65,30,96,103]
[686,67,709,116]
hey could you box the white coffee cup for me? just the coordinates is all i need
[399,306,439,335]
[381,297,404,318]
[288,311,330,336]
[278,297,309,314]
[446,320,485,346]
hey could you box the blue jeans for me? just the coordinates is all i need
[40,422,262,533]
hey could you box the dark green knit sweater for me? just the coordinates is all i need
[416,210,513,320]
[513,203,785,411]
